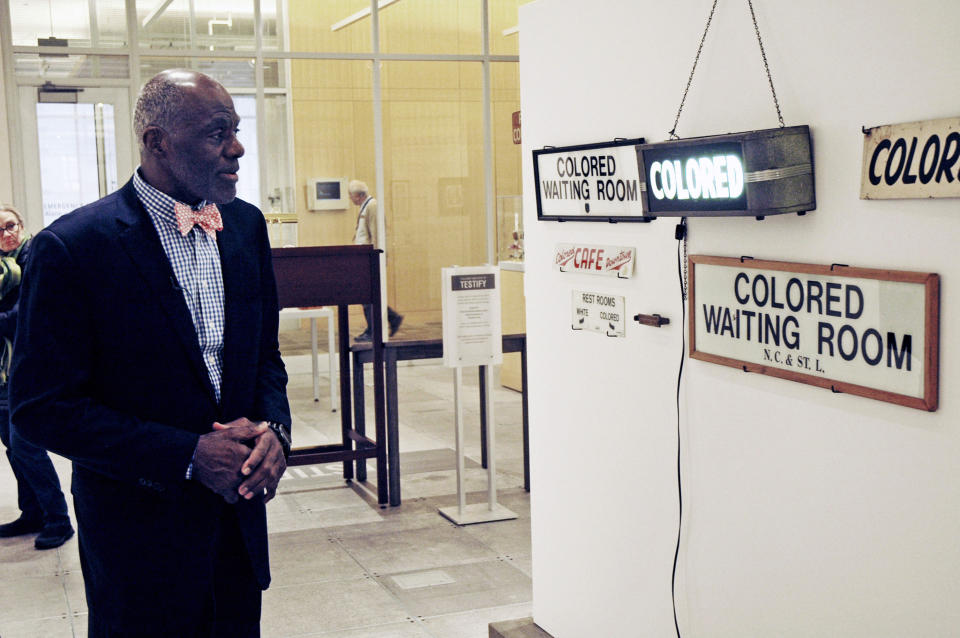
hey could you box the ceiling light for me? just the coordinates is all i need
[142,0,176,29]
[331,0,401,32]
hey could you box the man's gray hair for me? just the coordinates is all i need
[348,180,368,197]
[133,72,188,150]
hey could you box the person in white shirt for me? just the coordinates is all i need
[349,180,403,341]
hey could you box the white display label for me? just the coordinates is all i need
[554,243,635,278]
[442,266,503,367]
[571,290,626,338]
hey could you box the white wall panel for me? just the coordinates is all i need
[520,1,960,636]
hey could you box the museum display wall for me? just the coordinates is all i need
[520,0,960,636]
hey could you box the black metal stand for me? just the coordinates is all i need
[351,334,530,506]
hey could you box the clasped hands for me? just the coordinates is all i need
[193,417,287,504]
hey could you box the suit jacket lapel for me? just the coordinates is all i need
[115,181,218,403]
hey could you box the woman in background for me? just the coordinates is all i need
[0,204,73,550]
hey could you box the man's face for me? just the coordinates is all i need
[163,77,244,205]
[350,192,365,206]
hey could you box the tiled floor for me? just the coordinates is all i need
[0,321,531,637]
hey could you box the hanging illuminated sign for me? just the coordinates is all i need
[689,255,939,411]
[642,141,746,213]
[637,125,815,218]
[533,138,649,222]
[860,117,960,200]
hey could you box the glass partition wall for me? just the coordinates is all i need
[1,0,531,326]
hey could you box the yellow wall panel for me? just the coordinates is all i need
[285,4,520,322]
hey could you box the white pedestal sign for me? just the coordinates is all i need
[440,266,516,525]
[442,266,503,367]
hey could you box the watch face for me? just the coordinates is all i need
[268,422,290,449]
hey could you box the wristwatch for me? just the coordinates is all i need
[265,421,291,458]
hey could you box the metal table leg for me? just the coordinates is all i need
[521,343,529,492]
[479,366,488,469]
[353,348,367,482]
[386,348,401,506]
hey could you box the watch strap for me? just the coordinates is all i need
[266,421,291,458]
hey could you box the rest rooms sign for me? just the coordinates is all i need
[861,116,960,199]
[533,138,647,222]
[689,256,939,411]
[571,290,626,338]
[441,266,503,368]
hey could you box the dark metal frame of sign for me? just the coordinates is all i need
[688,255,940,411]
[533,138,649,223]
[636,125,815,219]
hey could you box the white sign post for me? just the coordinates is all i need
[439,266,516,525]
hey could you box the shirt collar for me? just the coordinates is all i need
[133,169,212,228]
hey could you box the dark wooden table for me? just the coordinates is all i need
[351,334,529,506]
[272,245,390,506]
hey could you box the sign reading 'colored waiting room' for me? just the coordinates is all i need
[689,256,940,411]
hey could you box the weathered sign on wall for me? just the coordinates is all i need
[861,116,960,199]
[553,243,635,278]
[571,290,626,338]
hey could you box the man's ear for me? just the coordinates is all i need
[142,127,165,158]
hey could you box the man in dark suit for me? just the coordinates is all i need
[10,69,291,637]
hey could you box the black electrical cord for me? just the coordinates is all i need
[671,219,687,638]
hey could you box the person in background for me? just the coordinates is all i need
[10,69,290,637]
[348,179,403,341]
[0,204,74,550]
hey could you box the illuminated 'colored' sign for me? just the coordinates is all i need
[636,126,815,218]
[643,142,746,213]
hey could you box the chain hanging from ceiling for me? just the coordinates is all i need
[668,0,785,140]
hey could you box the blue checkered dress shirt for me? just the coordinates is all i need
[132,170,225,405]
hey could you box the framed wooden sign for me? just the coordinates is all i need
[689,256,939,411]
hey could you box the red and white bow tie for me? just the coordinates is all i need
[174,202,223,239]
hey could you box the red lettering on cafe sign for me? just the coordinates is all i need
[553,243,635,278]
